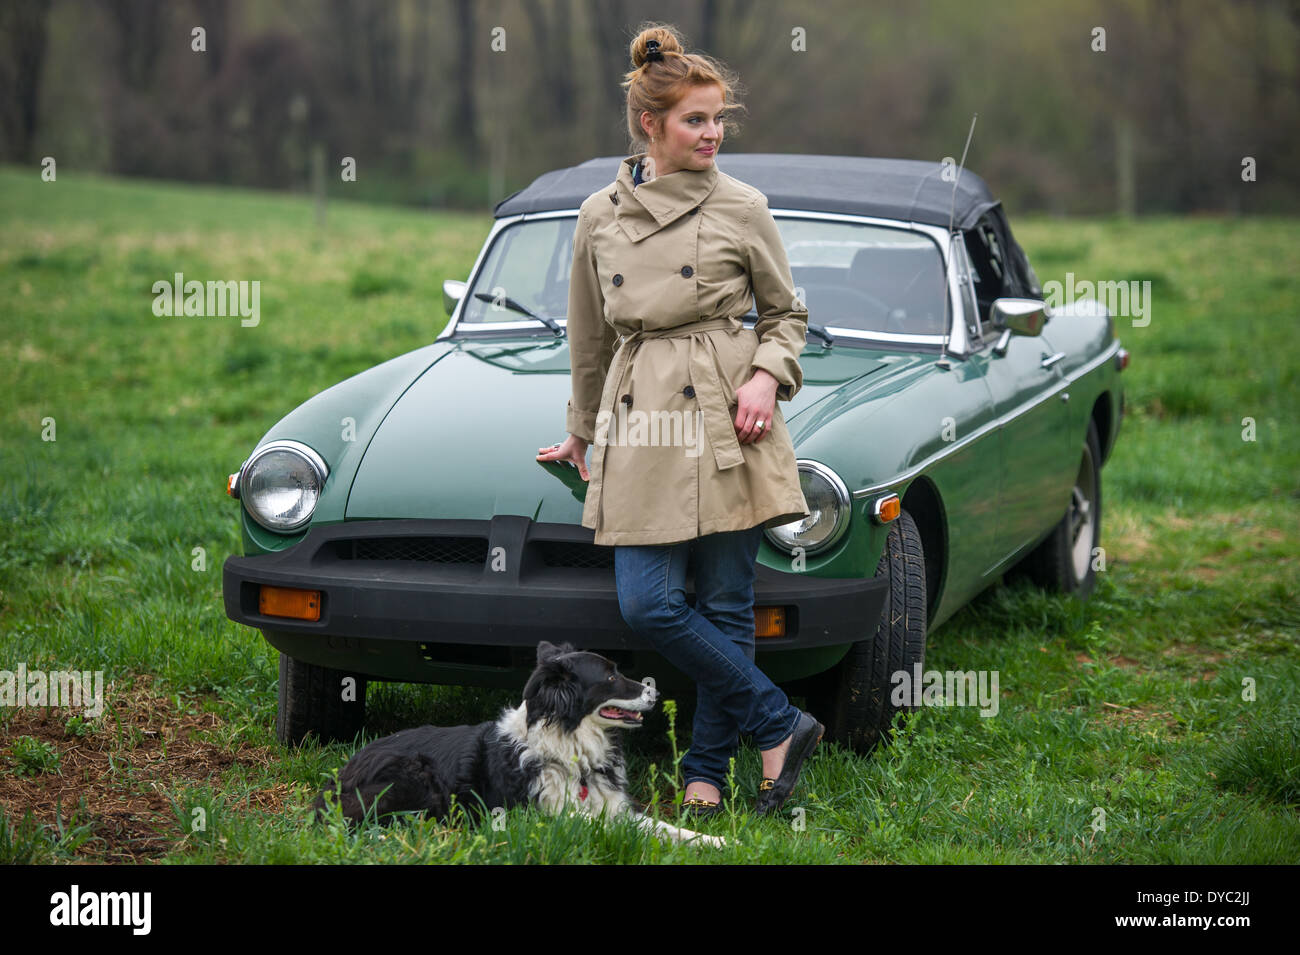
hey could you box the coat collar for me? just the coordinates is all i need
[610,153,719,243]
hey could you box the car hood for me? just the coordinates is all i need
[344,337,893,522]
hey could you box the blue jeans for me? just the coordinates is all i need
[614,526,802,792]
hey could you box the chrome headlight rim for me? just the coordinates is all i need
[763,459,852,557]
[239,439,329,534]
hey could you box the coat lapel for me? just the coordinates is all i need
[611,154,719,244]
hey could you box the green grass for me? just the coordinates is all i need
[4,736,62,776]
[0,166,1297,863]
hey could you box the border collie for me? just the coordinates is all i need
[312,641,724,847]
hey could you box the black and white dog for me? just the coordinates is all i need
[312,641,723,847]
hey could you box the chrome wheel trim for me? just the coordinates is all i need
[1068,440,1097,582]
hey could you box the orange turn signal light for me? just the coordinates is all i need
[872,493,901,524]
[754,606,786,638]
[259,586,321,622]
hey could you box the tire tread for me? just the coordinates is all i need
[821,509,927,752]
[276,652,367,746]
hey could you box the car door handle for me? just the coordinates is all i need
[1040,352,1066,369]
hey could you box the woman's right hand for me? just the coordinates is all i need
[536,434,590,481]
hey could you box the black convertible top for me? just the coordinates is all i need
[493,153,1000,230]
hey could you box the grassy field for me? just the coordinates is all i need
[0,166,1296,864]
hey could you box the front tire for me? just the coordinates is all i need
[275,652,368,746]
[811,508,927,753]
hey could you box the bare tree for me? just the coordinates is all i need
[522,0,577,124]
[0,0,52,162]
[452,0,481,160]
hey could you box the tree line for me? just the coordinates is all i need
[2,0,1296,214]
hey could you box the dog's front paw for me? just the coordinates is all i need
[693,832,729,849]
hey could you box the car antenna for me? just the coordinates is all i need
[936,113,978,371]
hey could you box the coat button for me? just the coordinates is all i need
[680,265,693,278]
[682,385,695,398]
[621,393,633,406]
[612,273,623,286]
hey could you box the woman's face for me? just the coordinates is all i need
[642,84,724,176]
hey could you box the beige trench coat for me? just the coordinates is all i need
[564,153,811,546]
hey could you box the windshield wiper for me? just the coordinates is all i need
[740,310,834,347]
[805,322,834,346]
[471,293,563,335]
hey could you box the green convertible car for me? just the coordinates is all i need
[222,154,1127,751]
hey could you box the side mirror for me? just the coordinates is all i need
[443,279,467,317]
[991,297,1049,355]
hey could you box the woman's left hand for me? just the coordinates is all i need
[733,367,779,444]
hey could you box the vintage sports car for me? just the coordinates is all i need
[222,154,1127,751]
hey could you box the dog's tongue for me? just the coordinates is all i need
[600,706,641,721]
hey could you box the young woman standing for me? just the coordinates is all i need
[536,22,821,816]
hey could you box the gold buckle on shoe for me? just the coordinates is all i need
[758,778,776,792]
[683,796,718,808]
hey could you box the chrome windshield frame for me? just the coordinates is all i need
[441,208,969,354]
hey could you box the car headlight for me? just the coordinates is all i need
[764,460,851,556]
[239,440,329,533]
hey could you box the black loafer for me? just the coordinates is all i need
[680,795,723,820]
[755,711,824,815]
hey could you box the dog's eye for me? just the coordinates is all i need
[608,674,615,682]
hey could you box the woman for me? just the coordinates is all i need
[535,23,821,816]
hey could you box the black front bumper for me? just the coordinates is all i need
[223,517,888,685]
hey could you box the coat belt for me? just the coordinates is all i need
[595,315,746,472]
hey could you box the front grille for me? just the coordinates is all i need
[325,524,612,572]
[534,540,614,569]
[336,536,489,564]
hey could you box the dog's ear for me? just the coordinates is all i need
[522,651,582,731]
[535,641,575,665]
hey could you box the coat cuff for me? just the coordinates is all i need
[566,398,598,443]
[750,350,800,403]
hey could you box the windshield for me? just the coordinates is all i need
[457,215,947,338]
[779,220,947,337]
[458,216,576,326]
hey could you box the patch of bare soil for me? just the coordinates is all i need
[1160,644,1229,683]
[0,675,282,862]
[1074,653,1144,669]
[1108,508,1291,566]
[1094,700,1183,734]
